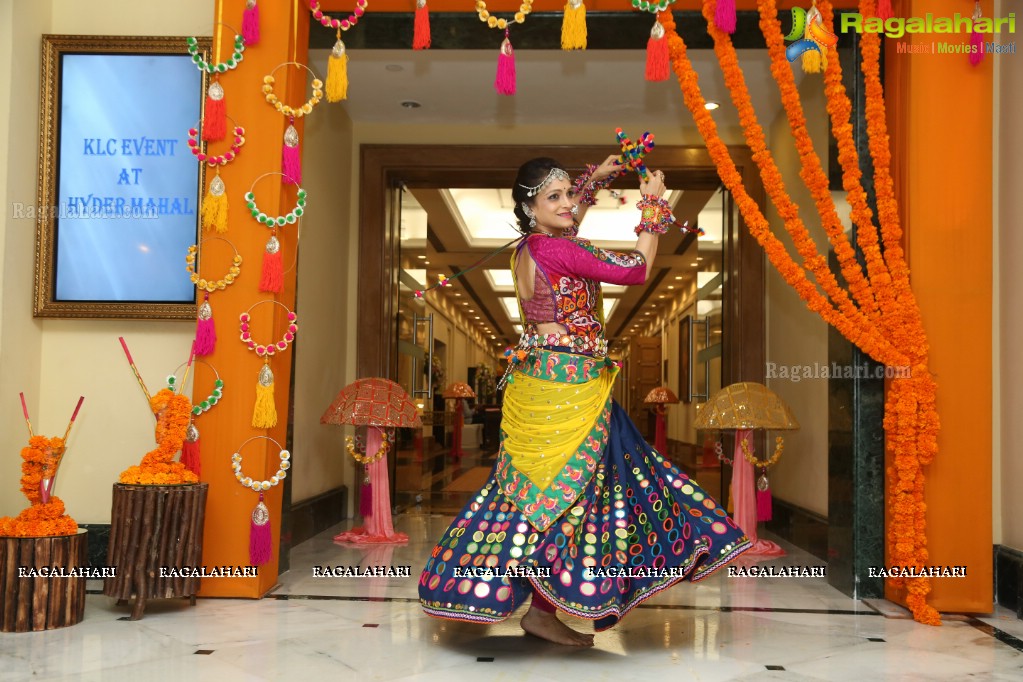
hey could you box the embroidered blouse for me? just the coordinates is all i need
[516,233,647,342]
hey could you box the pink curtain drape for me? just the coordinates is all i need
[334,426,409,545]
[732,429,784,556]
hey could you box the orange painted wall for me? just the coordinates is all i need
[885,0,993,612]
[195,0,308,598]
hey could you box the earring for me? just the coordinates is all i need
[521,203,536,229]
[570,204,579,216]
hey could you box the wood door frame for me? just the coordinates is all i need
[357,144,766,391]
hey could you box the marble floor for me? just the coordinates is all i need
[3,513,1022,681]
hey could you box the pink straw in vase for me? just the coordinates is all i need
[19,391,34,438]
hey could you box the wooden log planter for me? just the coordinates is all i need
[0,529,88,632]
[103,483,208,620]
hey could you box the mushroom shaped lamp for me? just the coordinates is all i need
[643,386,680,457]
[321,378,421,544]
[442,382,476,462]
[694,382,799,556]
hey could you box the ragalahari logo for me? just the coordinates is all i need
[786,4,839,63]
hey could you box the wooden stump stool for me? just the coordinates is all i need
[0,530,88,632]
[103,483,208,620]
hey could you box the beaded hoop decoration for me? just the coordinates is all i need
[345,434,390,464]
[309,0,368,31]
[239,300,298,358]
[740,436,784,469]
[246,172,307,292]
[186,237,243,293]
[231,435,291,565]
[476,0,534,29]
[631,0,675,13]
[245,174,308,228]
[187,34,246,73]
[188,123,245,167]
[232,435,292,491]
[168,361,225,416]
[262,62,323,118]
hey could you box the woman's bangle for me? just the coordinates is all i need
[635,194,675,235]
[573,163,619,207]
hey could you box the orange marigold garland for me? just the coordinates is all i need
[662,3,941,625]
[0,436,78,537]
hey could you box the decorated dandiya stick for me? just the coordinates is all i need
[118,336,152,401]
[19,391,33,438]
[62,396,85,443]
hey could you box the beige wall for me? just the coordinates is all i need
[1,0,224,523]
[996,6,1022,550]
[762,76,830,517]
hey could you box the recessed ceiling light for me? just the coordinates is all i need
[643,312,650,316]
[667,285,674,289]
[474,316,480,320]
[691,262,698,266]
[385,64,404,72]
[658,295,665,299]
[423,260,430,265]
[401,100,422,109]
[704,101,720,111]
[417,255,426,260]
[455,293,461,297]
[674,275,683,280]
[697,257,703,261]
[462,302,468,306]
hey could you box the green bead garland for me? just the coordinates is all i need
[186,35,246,74]
[631,0,673,13]
[192,379,225,415]
[245,188,307,228]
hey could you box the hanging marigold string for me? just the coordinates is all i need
[660,3,941,626]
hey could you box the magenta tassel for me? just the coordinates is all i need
[495,35,516,96]
[282,132,302,185]
[243,1,261,46]
[250,494,273,566]
[194,316,216,356]
[969,29,984,66]
[756,487,773,522]
[715,0,736,34]
[181,437,201,477]
[360,479,373,517]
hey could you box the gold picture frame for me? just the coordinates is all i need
[34,35,211,319]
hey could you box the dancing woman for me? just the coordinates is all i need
[419,156,751,645]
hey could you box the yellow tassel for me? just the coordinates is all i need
[252,363,277,428]
[326,38,349,102]
[801,45,823,73]
[201,174,228,233]
[561,1,587,50]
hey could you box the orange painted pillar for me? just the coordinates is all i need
[885,0,993,612]
[194,0,309,597]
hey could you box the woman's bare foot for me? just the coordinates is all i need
[520,606,595,646]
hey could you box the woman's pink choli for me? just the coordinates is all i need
[517,233,647,343]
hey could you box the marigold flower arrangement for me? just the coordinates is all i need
[659,0,940,625]
[119,388,198,485]
[0,395,84,537]
[0,436,78,537]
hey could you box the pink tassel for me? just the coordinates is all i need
[413,0,431,50]
[180,434,201,477]
[969,2,984,66]
[715,0,736,34]
[203,82,226,142]
[194,296,216,356]
[495,33,516,96]
[756,487,773,522]
[282,124,302,185]
[243,0,261,46]
[250,493,273,566]
[876,0,893,20]
[260,238,284,293]
[360,477,373,517]
[646,31,671,81]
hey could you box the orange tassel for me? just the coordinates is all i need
[413,0,431,50]
[645,21,669,82]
